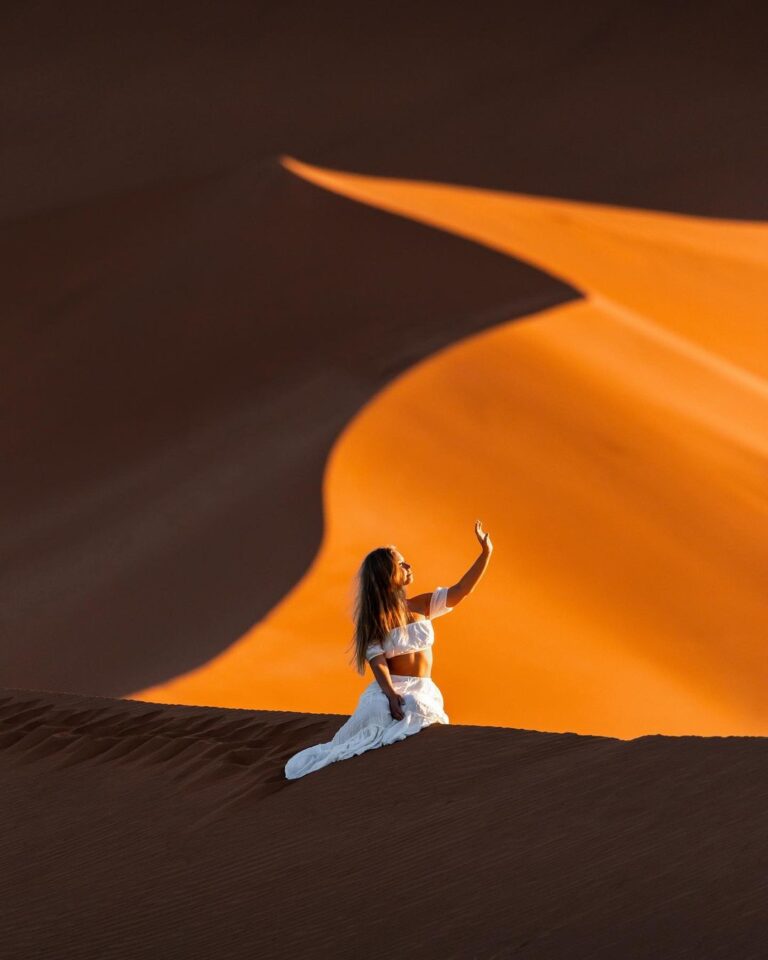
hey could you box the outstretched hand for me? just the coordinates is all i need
[474,519,493,554]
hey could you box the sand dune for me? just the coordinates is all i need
[1,161,574,697]
[4,2,767,734]
[3,4,767,954]
[133,160,768,739]
[1,685,766,958]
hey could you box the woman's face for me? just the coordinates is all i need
[394,550,413,586]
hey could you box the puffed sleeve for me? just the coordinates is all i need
[429,586,454,619]
[365,642,385,661]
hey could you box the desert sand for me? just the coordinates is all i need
[3,1,768,953]
[2,686,767,958]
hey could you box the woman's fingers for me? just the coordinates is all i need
[389,696,406,719]
[386,691,409,719]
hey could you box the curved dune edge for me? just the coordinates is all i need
[132,161,768,739]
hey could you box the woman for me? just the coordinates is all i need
[284,519,493,780]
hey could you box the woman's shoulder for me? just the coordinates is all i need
[405,591,434,620]
[405,586,453,621]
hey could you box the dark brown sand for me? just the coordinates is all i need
[1,687,766,958]
[2,1,767,220]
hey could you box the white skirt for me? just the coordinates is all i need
[284,674,449,780]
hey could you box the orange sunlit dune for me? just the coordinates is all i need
[131,158,768,739]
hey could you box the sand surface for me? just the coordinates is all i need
[2,2,767,220]
[2,686,766,958]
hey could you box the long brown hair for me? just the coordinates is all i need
[348,545,411,676]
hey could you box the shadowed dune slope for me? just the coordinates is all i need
[1,687,766,959]
[0,160,576,696]
[2,1,767,220]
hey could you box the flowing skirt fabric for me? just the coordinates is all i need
[284,675,449,780]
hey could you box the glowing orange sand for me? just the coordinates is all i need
[130,158,768,739]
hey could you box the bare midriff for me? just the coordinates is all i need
[386,646,432,679]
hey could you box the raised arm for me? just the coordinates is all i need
[446,519,493,608]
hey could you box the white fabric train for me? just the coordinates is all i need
[284,674,449,780]
[284,587,453,781]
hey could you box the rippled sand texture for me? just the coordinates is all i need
[133,159,768,740]
[3,687,767,959]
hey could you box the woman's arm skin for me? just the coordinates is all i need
[369,656,396,697]
[369,656,405,719]
[447,519,493,608]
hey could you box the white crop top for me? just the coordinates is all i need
[365,586,453,661]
